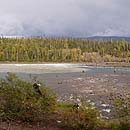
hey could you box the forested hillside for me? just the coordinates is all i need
[0,37,130,62]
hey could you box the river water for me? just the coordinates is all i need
[0,63,129,74]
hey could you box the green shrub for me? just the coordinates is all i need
[60,102,101,130]
[0,73,56,122]
[109,93,130,130]
[118,120,130,130]
[113,97,130,118]
[108,119,130,130]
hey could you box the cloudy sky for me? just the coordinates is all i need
[0,0,130,37]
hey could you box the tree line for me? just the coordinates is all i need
[0,37,130,62]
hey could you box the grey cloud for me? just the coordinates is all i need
[0,0,129,37]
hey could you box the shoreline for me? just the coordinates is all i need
[0,62,129,68]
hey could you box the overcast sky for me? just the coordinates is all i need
[0,0,130,37]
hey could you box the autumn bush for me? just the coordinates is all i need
[108,119,130,130]
[0,73,56,122]
[60,101,102,130]
[108,92,130,130]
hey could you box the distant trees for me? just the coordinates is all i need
[0,37,129,62]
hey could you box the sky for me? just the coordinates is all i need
[0,0,130,37]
